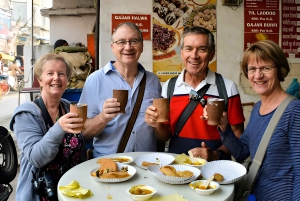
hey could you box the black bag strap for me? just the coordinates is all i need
[117,73,146,153]
[173,84,210,137]
[167,72,228,137]
[34,97,63,130]
[215,73,228,112]
[167,76,178,103]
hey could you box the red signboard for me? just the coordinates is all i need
[111,14,151,40]
[244,0,279,50]
[281,2,300,58]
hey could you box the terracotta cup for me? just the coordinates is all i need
[70,103,88,132]
[113,89,128,113]
[206,98,225,126]
[153,98,169,122]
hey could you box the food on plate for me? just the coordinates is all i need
[96,158,118,174]
[100,171,130,179]
[174,153,207,166]
[184,4,216,32]
[213,173,224,182]
[142,157,160,167]
[153,0,189,25]
[111,157,131,163]
[129,185,153,195]
[191,183,216,190]
[153,23,176,53]
[142,161,159,167]
[160,165,194,178]
[91,158,130,179]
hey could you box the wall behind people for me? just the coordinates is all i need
[99,0,153,72]
[50,15,95,46]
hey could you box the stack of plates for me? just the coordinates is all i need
[147,165,200,184]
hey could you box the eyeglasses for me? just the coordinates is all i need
[246,66,275,75]
[113,39,141,47]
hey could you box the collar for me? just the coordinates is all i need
[176,68,216,91]
[103,61,145,75]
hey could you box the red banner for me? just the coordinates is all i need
[244,0,279,50]
[111,14,151,40]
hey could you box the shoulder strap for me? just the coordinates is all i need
[243,95,296,197]
[117,73,146,153]
[34,97,62,130]
[215,73,228,111]
[173,84,210,138]
[167,76,178,103]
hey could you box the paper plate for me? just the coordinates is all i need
[134,153,175,170]
[90,163,136,183]
[147,165,200,184]
[201,160,246,184]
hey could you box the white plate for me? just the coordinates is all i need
[90,163,136,183]
[201,160,246,184]
[134,153,175,170]
[111,155,133,165]
[147,165,200,185]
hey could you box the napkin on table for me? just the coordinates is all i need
[59,180,93,199]
[150,193,187,201]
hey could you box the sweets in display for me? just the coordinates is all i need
[184,4,216,31]
[153,0,189,25]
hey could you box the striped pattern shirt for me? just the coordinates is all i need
[220,99,300,200]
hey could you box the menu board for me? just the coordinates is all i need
[111,14,151,40]
[281,2,300,58]
[244,0,279,50]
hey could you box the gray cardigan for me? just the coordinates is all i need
[10,99,86,201]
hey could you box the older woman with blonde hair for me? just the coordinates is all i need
[203,40,300,200]
[10,53,87,201]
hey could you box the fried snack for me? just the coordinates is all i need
[100,172,130,179]
[142,161,158,167]
[160,166,177,176]
[160,165,194,178]
[176,170,194,178]
[213,173,224,182]
[96,158,118,174]
[91,158,130,179]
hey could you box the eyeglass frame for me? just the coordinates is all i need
[112,39,142,47]
[245,65,276,75]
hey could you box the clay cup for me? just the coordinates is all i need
[153,98,169,122]
[206,98,225,126]
[113,89,128,113]
[70,103,88,132]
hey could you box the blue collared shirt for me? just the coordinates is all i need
[79,61,162,157]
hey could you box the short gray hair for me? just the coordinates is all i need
[181,26,215,52]
[111,22,143,42]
